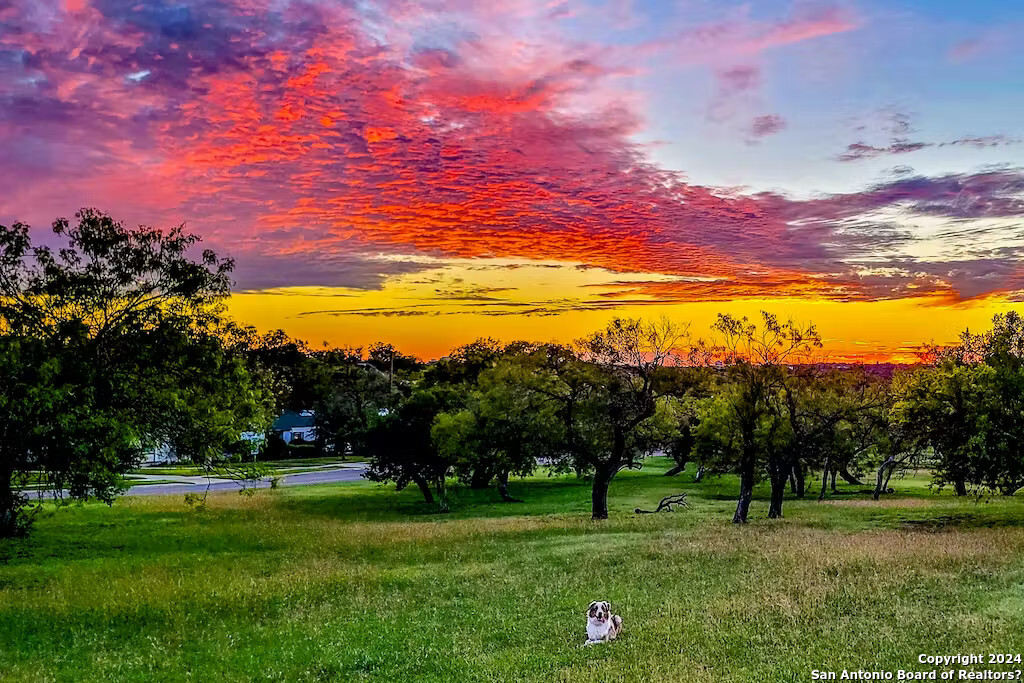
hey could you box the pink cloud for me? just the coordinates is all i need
[743,6,859,53]
[646,4,860,65]
[949,38,984,63]
[946,28,1022,64]
[717,65,761,94]
[750,114,787,140]
[707,65,762,122]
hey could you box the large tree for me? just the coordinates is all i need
[432,355,560,502]
[894,360,992,496]
[705,312,820,523]
[361,338,533,510]
[312,348,396,458]
[363,386,460,511]
[513,318,686,519]
[779,367,882,506]
[229,327,320,412]
[0,209,273,536]
[871,391,925,500]
[895,312,1024,497]
[965,312,1024,495]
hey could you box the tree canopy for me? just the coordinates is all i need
[0,210,274,536]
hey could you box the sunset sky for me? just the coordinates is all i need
[2,0,1023,361]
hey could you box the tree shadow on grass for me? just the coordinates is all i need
[897,511,1024,531]
[0,505,291,567]
[272,475,600,523]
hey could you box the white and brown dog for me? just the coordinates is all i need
[584,601,623,645]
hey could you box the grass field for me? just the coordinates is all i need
[3,459,1024,682]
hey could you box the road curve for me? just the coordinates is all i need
[25,465,369,500]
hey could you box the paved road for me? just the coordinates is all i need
[25,464,369,500]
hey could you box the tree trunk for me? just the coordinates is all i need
[664,460,686,477]
[732,456,755,524]
[593,426,630,520]
[788,467,798,494]
[591,466,614,520]
[768,470,787,519]
[839,467,864,486]
[794,460,806,499]
[953,478,967,497]
[468,468,492,489]
[435,475,450,513]
[817,458,830,501]
[873,457,895,500]
[0,464,24,538]
[411,474,434,505]
[496,470,523,503]
[694,465,705,482]
[830,469,838,493]
[882,467,894,493]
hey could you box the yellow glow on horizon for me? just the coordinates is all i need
[226,259,1021,362]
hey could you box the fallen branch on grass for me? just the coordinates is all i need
[634,493,689,514]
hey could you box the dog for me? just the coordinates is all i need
[584,600,623,645]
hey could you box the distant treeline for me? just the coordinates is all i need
[255,309,1024,523]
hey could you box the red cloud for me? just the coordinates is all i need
[0,0,1020,306]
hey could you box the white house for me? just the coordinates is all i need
[271,410,318,444]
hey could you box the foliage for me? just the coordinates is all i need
[363,386,462,511]
[648,393,703,476]
[432,356,561,500]
[364,341,423,375]
[362,338,538,509]
[887,313,1024,497]
[228,327,320,412]
[0,209,274,536]
[315,353,394,458]
[697,312,821,522]
[780,367,886,502]
[507,318,688,519]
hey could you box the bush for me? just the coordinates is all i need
[258,433,289,460]
[257,436,323,461]
[284,443,318,459]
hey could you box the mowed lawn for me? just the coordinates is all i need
[3,460,1024,682]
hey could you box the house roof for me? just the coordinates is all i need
[271,410,316,431]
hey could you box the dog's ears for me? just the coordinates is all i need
[603,601,611,612]
[585,601,597,615]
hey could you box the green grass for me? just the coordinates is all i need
[3,459,1024,682]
